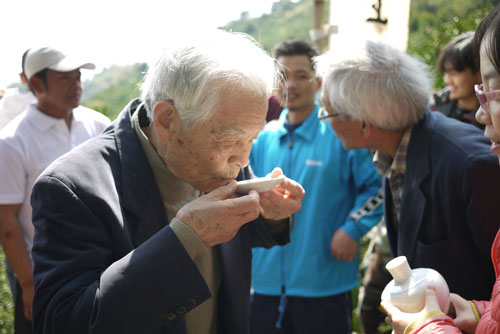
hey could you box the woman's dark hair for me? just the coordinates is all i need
[473,4,500,73]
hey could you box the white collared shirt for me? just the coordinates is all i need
[0,103,110,253]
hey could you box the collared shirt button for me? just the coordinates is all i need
[166,312,176,320]
[176,306,186,315]
[187,299,196,309]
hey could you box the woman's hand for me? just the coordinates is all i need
[381,286,443,334]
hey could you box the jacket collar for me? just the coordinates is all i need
[277,104,320,142]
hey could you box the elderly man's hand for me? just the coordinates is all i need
[330,229,358,262]
[258,167,305,221]
[176,181,260,247]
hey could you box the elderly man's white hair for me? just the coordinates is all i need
[141,30,279,129]
[316,41,433,132]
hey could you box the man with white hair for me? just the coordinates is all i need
[30,30,305,334]
[249,40,382,334]
[317,41,500,302]
[0,46,110,333]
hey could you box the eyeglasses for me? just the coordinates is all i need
[475,83,500,115]
[318,107,340,122]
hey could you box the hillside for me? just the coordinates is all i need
[225,0,495,87]
[82,63,147,119]
[222,0,329,52]
[81,0,497,119]
[407,0,495,87]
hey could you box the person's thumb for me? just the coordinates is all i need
[380,300,400,318]
[423,286,442,311]
[268,167,283,178]
[205,180,238,200]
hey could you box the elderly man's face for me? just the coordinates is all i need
[162,87,267,192]
[321,94,364,150]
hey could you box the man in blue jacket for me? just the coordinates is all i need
[249,40,383,334]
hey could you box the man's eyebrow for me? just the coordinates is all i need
[218,123,264,138]
[283,69,312,75]
[217,127,246,137]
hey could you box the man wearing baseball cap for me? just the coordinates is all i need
[0,46,110,333]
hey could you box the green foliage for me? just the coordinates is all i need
[1,1,498,332]
[0,252,13,334]
[82,63,148,120]
[408,1,495,89]
[222,0,330,52]
[224,0,495,91]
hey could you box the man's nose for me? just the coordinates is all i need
[233,144,252,168]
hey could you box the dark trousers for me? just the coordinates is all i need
[250,292,352,334]
[14,282,32,334]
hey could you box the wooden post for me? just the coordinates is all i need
[313,0,325,51]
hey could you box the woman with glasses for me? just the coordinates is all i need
[382,4,500,334]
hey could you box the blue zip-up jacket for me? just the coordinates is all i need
[250,105,383,297]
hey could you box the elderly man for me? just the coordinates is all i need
[249,40,382,334]
[317,41,500,302]
[30,31,304,334]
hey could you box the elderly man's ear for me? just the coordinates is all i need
[153,101,177,140]
[361,121,374,138]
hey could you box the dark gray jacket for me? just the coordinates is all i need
[385,111,500,300]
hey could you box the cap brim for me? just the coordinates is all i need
[48,56,95,73]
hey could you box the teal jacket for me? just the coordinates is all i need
[250,105,383,297]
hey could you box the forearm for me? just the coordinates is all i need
[344,193,383,240]
[407,314,461,334]
[0,206,33,288]
[246,215,290,248]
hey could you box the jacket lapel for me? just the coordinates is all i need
[217,233,249,333]
[114,99,169,246]
[397,114,431,263]
[383,180,398,256]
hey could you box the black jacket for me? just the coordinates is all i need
[31,99,290,334]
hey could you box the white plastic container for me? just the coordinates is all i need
[381,256,450,313]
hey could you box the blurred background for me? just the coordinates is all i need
[0,0,496,332]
